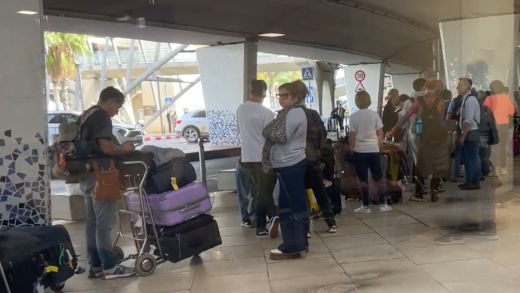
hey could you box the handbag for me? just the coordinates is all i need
[92,159,121,200]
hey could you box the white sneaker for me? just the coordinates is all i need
[354,206,371,214]
[380,204,393,213]
[499,168,509,175]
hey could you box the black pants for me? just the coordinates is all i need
[241,162,277,231]
[353,152,384,206]
[305,161,335,225]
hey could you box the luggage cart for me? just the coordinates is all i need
[112,161,166,277]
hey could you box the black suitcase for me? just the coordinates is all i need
[145,158,197,194]
[0,225,78,293]
[151,215,221,263]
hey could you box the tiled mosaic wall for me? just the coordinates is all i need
[0,130,49,227]
[207,110,240,145]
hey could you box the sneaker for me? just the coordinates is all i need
[489,172,499,177]
[269,216,280,239]
[328,226,338,233]
[256,229,269,238]
[380,204,393,213]
[88,267,103,279]
[458,183,469,188]
[354,206,371,214]
[103,265,136,280]
[435,235,464,245]
[410,195,424,202]
[499,168,509,175]
[269,249,302,260]
[241,220,253,228]
[307,232,312,238]
[471,231,499,241]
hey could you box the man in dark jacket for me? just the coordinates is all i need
[302,107,338,233]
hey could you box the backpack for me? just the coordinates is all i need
[471,98,500,146]
[302,107,327,161]
[48,107,100,180]
[416,97,447,143]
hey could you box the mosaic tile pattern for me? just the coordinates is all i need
[0,130,49,227]
[207,110,240,146]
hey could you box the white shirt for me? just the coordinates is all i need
[349,108,383,153]
[237,101,274,162]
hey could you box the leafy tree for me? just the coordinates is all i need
[257,71,302,109]
[45,33,90,110]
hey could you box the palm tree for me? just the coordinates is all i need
[45,33,90,110]
[257,71,302,109]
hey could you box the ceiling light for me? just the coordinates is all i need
[259,33,285,37]
[18,10,38,15]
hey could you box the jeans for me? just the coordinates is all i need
[352,152,385,207]
[479,146,491,176]
[80,174,117,270]
[304,160,335,223]
[274,160,309,254]
[241,162,277,231]
[235,164,256,222]
[463,134,481,185]
[451,143,463,181]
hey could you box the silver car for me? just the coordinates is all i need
[175,109,209,143]
[47,110,143,145]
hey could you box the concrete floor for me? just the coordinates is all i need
[50,163,520,293]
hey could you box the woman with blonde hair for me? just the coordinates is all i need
[263,80,308,260]
[382,89,400,135]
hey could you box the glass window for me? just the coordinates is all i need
[47,114,60,123]
[193,111,206,118]
[61,114,79,124]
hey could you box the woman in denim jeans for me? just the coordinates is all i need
[262,80,308,260]
[349,91,391,214]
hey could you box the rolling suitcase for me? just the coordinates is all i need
[0,225,78,293]
[151,214,222,263]
[125,182,212,226]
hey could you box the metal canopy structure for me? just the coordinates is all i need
[43,0,519,74]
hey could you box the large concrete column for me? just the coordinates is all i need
[197,41,257,145]
[298,61,335,116]
[0,0,49,227]
[440,14,519,93]
[391,73,420,96]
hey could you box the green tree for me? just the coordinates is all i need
[45,33,90,110]
[257,71,302,109]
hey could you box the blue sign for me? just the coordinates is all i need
[308,85,314,96]
[165,97,173,106]
[306,95,314,104]
[301,67,314,80]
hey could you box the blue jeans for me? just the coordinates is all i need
[463,136,481,185]
[451,143,463,181]
[479,146,491,176]
[235,164,256,222]
[274,160,309,254]
[80,174,117,270]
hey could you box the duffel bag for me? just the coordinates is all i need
[145,158,196,194]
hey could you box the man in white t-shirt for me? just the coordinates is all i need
[236,79,278,238]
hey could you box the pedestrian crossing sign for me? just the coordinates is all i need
[301,67,314,80]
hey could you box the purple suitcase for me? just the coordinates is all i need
[124,182,212,226]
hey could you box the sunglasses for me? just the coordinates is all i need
[276,93,290,100]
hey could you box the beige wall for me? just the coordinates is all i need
[138,81,177,134]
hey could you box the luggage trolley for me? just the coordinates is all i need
[112,161,166,277]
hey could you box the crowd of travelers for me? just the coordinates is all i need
[236,75,516,260]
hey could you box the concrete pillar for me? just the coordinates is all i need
[391,74,420,96]
[197,41,257,145]
[0,0,49,227]
[298,61,335,116]
[344,63,384,115]
[440,14,519,93]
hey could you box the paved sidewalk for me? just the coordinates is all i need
[52,168,520,293]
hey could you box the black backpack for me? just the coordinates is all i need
[417,97,447,143]
[302,107,327,161]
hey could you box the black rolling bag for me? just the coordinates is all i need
[145,158,197,194]
[0,225,78,293]
[150,214,221,263]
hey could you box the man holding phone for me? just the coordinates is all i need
[79,87,137,280]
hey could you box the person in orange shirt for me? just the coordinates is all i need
[484,80,515,175]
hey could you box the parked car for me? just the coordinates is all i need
[176,109,209,143]
[47,110,144,146]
